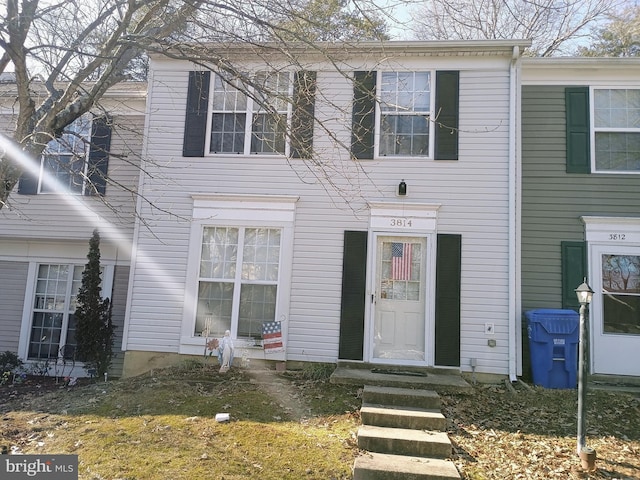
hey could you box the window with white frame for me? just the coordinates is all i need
[28,264,83,360]
[601,254,640,335]
[209,72,291,155]
[593,88,640,172]
[195,226,281,339]
[39,115,92,193]
[379,72,431,156]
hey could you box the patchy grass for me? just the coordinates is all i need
[0,364,362,480]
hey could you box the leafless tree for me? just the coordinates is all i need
[409,0,621,56]
[0,0,390,212]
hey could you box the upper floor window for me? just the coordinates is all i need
[208,72,291,155]
[40,115,92,194]
[17,115,112,196]
[351,70,458,161]
[593,88,640,173]
[379,72,431,156]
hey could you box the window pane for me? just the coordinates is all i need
[210,113,245,153]
[29,312,63,359]
[200,227,238,279]
[380,241,422,301]
[40,116,90,194]
[251,113,286,154]
[242,228,281,281]
[595,132,640,171]
[238,284,277,338]
[602,254,640,335]
[195,281,234,336]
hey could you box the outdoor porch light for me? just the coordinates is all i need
[575,278,596,470]
[398,180,407,196]
[575,280,594,305]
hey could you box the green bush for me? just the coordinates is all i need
[0,351,22,372]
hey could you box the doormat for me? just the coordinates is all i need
[371,369,428,377]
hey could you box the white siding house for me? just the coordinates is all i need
[0,82,146,376]
[122,41,530,379]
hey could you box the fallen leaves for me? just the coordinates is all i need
[443,384,640,479]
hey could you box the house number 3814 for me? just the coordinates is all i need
[609,233,626,240]
[390,218,412,227]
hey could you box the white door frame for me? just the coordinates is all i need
[583,216,640,376]
[364,201,440,365]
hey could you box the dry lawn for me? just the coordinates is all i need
[1,364,639,479]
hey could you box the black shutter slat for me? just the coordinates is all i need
[561,241,587,310]
[435,233,461,366]
[434,71,459,161]
[338,231,368,360]
[17,168,39,195]
[183,71,210,157]
[86,116,112,196]
[291,71,316,159]
[565,87,590,174]
[351,71,376,160]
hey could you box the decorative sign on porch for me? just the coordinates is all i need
[262,321,284,353]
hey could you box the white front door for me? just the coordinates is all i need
[591,246,640,376]
[371,235,428,364]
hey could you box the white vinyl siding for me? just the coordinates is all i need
[128,55,514,375]
[0,114,143,242]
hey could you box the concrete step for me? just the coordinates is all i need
[357,425,452,458]
[361,403,447,431]
[331,366,473,395]
[354,452,460,480]
[362,385,442,410]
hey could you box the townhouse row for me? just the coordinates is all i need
[1,41,639,380]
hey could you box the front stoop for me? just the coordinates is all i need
[353,453,460,480]
[353,385,461,479]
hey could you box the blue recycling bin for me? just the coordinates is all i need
[525,309,579,389]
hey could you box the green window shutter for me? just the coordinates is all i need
[561,241,587,310]
[435,233,461,367]
[183,71,210,157]
[291,71,316,159]
[434,71,459,161]
[565,87,590,173]
[351,71,376,160]
[86,115,112,196]
[339,231,368,360]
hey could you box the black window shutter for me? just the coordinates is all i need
[183,71,210,157]
[351,71,376,160]
[561,241,587,310]
[565,87,590,174]
[338,230,368,360]
[86,116,112,196]
[434,71,459,161]
[291,71,316,159]
[435,233,461,366]
[17,164,39,195]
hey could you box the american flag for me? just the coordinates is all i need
[262,321,284,353]
[391,242,412,281]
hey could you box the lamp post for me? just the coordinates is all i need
[575,279,594,464]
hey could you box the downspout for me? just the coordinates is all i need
[121,68,155,352]
[508,46,522,382]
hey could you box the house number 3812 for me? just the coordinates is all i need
[390,218,412,227]
[609,233,626,240]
